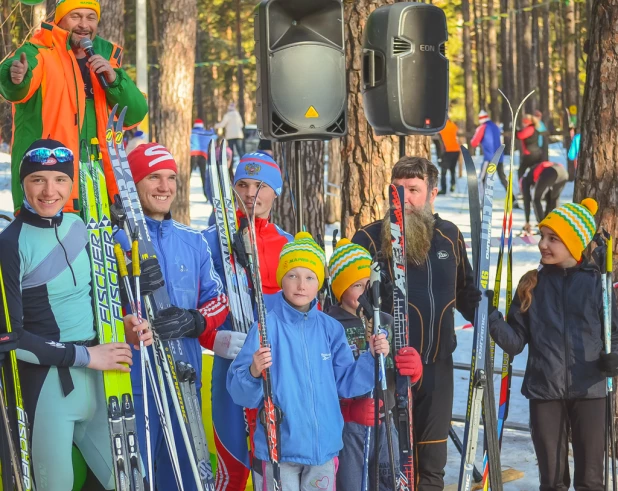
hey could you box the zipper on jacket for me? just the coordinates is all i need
[562,270,571,399]
[301,313,320,461]
[424,256,436,364]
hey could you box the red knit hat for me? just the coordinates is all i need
[127,143,178,184]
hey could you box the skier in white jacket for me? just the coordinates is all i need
[215,102,245,159]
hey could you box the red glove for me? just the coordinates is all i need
[340,398,383,427]
[198,293,230,350]
[395,347,423,384]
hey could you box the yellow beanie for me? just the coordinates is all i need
[538,198,598,261]
[55,0,101,23]
[328,239,372,301]
[276,232,326,289]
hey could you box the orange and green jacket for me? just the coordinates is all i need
[0,22,148,214]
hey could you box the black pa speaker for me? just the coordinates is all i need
[362,3,449,136]
[255,0,347,141]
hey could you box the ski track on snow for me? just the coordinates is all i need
[0,143,584,488]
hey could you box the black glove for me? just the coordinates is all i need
[152,307,205,341]
[460,286,482,311]
[356,291,373,319]
[599,352,618,377]
[139,257,165,295]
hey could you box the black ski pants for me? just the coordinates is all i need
[531,166,568,223]
[439,152,459,191]
[412,356,453,491]
[529,398,605,491]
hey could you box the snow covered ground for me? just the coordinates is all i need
[0,143,580,489]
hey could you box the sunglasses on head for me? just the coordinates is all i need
[25,147,73,164]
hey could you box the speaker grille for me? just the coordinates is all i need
[271,112,299,137]
[326,111,346,135]
[393,37,412,55]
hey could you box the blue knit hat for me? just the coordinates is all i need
[234,152,283,196]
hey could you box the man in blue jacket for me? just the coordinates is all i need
[191,119,217,200]
[124,143,232,491]
[471,110,518,207]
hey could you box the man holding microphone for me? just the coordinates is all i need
[0,0,148,214]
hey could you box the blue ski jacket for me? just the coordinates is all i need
[191,127,216,159]
[471,119,504,163]
[127,214,226,393]
[227,292,376,466]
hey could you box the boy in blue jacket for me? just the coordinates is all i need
[227,232,390,491]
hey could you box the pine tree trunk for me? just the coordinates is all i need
[565,0,578,179]
[574,0,618,253]
[235,0,246,125]
[341,0,429,238]
[46,0,55,17]
[521,0,534,112]
[539,2,551,128]
[500,0,511,124]
[488,0,500,122]
[462,0,476,142]
[272,141,325,238]
[530,0,539,110]
[325,139,341,225]
[515,1,524,104]
[97,0,125,46]
[473,0,486,108]
[155,0,197,225]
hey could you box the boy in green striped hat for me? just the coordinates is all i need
[228,232,391,490]
[326,238,422,491]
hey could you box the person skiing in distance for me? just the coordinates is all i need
[0,0,148,215]
[121,143,230,491]
[520,161,569,236]
[326,239,423,491]
[489,198,618,491]
[191,119,217,200]
[517,114,544,182]
[437,118,460,195]
[227,232,390,491]
[202,151,292,491]
[0,139,152,491]
[352,156,481,490]
[471,110,518,207]
[215,102,245,160]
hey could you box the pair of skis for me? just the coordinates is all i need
[105,105,215,490]
[0,262,32,491]
[80,144,144,491]
[458,144,504,491]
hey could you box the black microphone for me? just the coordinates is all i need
[79,38,109,90]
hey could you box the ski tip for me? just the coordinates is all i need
[107,105,119,130]
[116,107,128,133]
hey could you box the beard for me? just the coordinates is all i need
[69,31,94,50]
[381,202,435,265]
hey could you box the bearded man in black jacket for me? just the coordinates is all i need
[352,156,481,491]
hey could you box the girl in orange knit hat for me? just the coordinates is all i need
[489,198,618,490]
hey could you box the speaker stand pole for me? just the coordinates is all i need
[399,135,406,159]
[294,140,304,234]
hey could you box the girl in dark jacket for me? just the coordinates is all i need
[489,198,618,491]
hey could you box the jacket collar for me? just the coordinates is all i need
[236,210,272,232]
[33,23,119,62]
[19,205,63,229]
[145,213,173,238]
[540,260,597,276]
[271,291,319,324]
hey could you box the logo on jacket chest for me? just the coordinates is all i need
[321,353,331,361]
[437,250,449,260]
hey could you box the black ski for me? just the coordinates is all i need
[458,156,502,491]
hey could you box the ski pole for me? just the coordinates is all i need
[370,263,398,491]
[115,242,154,491]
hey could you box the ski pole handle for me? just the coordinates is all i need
[115,243,129,279]
[132,239,141,278]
